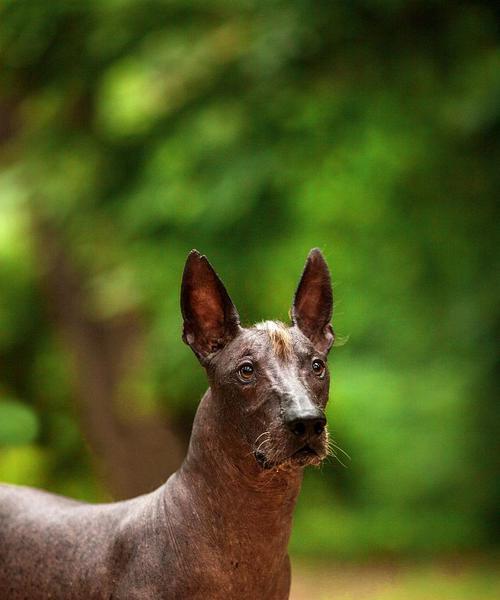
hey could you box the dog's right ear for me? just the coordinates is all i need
[181,250,241,363]
[291,248,334,354]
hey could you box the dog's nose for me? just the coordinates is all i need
[285,409,326,438]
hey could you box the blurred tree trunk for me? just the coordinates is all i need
[31,216,185,500]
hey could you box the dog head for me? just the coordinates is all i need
[181,249,334,470]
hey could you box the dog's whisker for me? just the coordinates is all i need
[328,440,351,462]
[326,443,350,468]
[254,431,271,445]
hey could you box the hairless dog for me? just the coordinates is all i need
[0,248,335,599]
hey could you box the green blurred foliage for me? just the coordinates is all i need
[0,399,38,445]
[0,0,499,558]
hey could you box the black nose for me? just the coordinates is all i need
[285,409,326,438]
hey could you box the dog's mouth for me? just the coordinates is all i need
[254,443,324,470]
[293,444,317,457]
[290,444,322,466]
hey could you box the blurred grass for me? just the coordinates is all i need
[290,556,500,600]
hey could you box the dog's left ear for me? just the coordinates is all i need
[181,250,241,363]
[291,248,334,354]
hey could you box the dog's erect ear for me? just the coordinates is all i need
[181,250,240,362]
[291,248,334,354]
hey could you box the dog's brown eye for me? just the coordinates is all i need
[238,363,254,381]
[312,359,325,377]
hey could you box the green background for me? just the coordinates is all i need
[0,2,498,587]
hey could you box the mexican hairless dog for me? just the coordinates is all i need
[0,248,335,599]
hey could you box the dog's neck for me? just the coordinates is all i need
[163,388,303,564]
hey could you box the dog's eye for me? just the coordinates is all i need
[238,363,254,381]
[311,359,325,377]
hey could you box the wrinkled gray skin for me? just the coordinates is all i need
[0,248,335,599]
